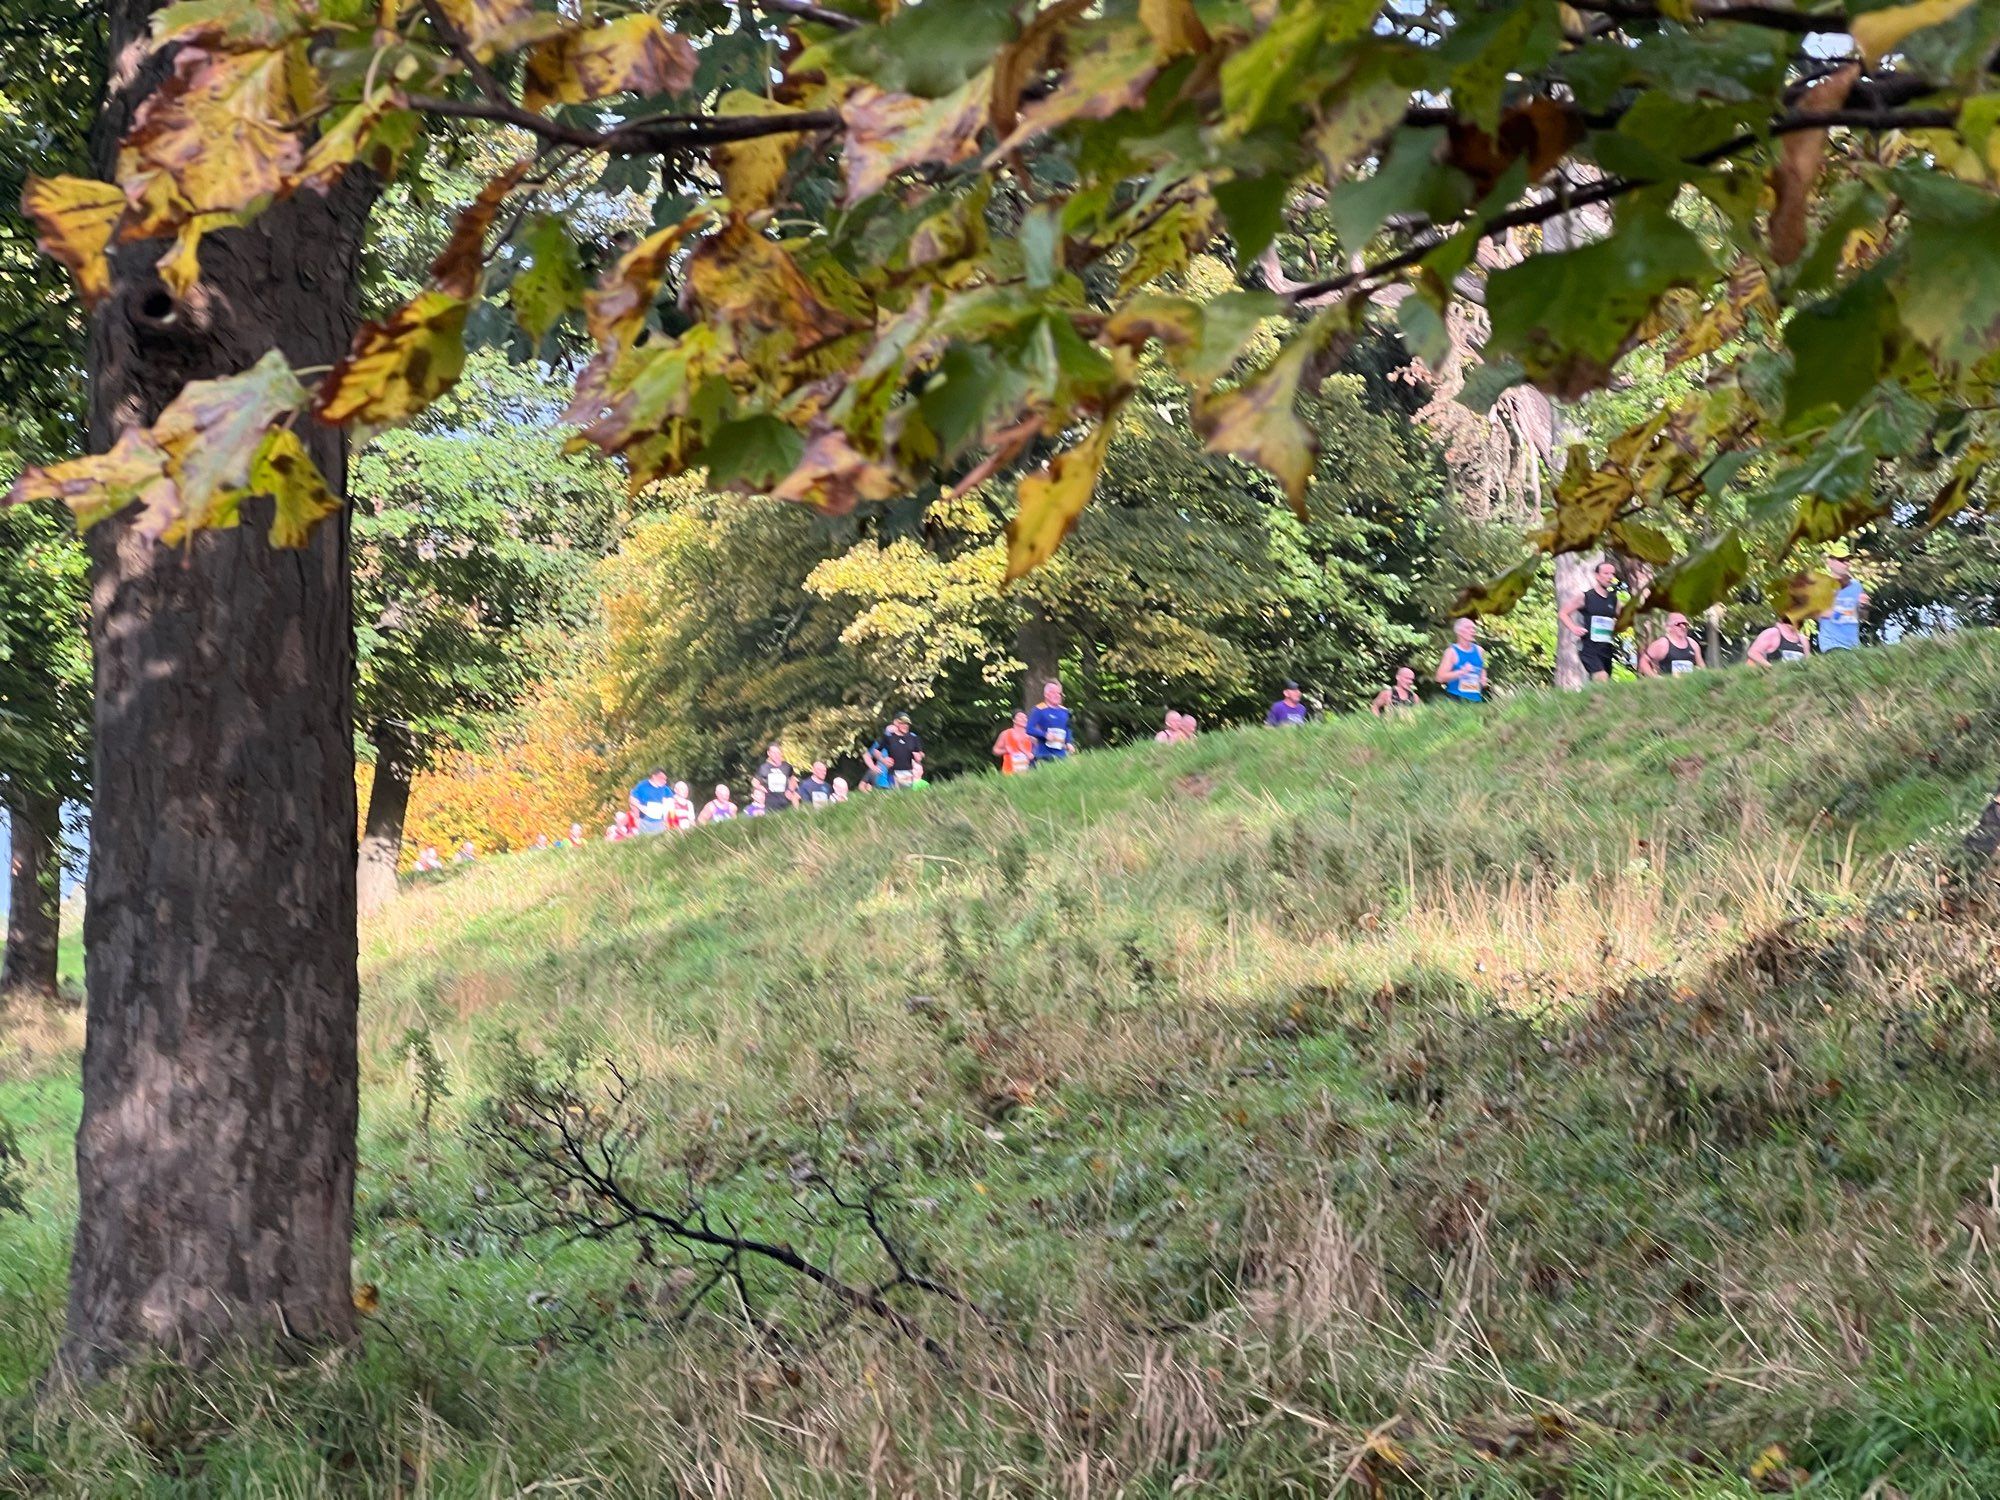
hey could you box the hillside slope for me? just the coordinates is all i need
[5,633,2000,1497]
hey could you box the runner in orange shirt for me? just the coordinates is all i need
[992,710,1034,775]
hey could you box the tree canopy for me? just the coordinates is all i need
[10,0,2000,625]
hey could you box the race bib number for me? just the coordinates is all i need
[1589,615,1614,643]
[1671,659,1693,676]
[767,769,788,792]
[1780,647,1804,661]
[1009,752,1029,771]
[811,791,828,805]
[1046,726,1066,747]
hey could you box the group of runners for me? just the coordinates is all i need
[413,556,1869,863]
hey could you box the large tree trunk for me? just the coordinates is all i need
[2,788,62,1001]
[1015,608,1064,707]
[65,0,374,1372]
[357,720,416,915]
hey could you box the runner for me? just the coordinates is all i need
[665,780,697,831]
[455,841,477,863]
[1560,559,1624,683]
[605,812,637,842]
[1265,681,1308,726]
[697,783,738,823]
[874,711,924,787]
[414,846,443,871]
[1370,665,1421,717]
[1435,618,1488,703]
[745,785,769,817]
[1747,619,1811,666]
[1817,556,1868,652]
[1638,613,1706,677]
[993,710,1034,774]
[1155,710,1181,743]
[629,767,673,834]
[796,760,834,806]
[1180,713,1199,738]
[756,743,796,808]
[1026,680,1073,763]
[830,776,851,803]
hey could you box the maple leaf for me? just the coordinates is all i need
[250,427,340,547]
[314,291,471,426]
[510,215,586,344]
[4,430,177,531]
[19,175,126,309]
[430,160,530,300]
[1005,421,1113,580]
[683,221,862,353]
[522,16,697,112]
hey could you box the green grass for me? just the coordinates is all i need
[5,634,2000,1496]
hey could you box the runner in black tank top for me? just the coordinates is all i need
[1371,665,1422,717]
[1561,559,1624,683]
[1639,612,1706,677]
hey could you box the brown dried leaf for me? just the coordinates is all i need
[313,290,470,426]
[1770,65,1857,266]
[1005,421,1113,579]
[842,76,989,206]
[523,15,697,112]
[771,428,904,514]
[430,160,530,299]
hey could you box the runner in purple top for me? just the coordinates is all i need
[1265,681,1307,726]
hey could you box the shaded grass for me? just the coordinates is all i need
[2,634,1999,1495]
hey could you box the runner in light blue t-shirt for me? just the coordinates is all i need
[1435,618,1487,702]
[1818,557,1867,651]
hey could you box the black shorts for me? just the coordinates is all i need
[1579,644,1617,677]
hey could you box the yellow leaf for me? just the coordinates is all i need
[314,290,470,426]
[523,15,697,112]
[149,349,310,541]
[155,209,248,300]
[582,213,705,351]
[352,1282,381,1314]
[250,426,340,547]
[995,20,1162,156]
[1747,1444,1788,1482]
[683,220,862,350]
[5,429,177,532]
[1851,0,1974,65]
[1005,421,1113,580]
[152,0,317,47]
[1191,335,1319,512]
[714,92,807,215]
[430,160,531,300]
[1139,0,1210,56]
[434,0,533,53]
[289,95,418,197]
[20,175,125,309]
[840,76,989,206]
[1776,569,1837,625]
[120,45,314,227]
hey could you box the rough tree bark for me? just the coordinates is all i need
[1968,781,2000,866]
[357,720,416,915]
[1553,551,1590,692]
[64,0,375,1371]
[2,788,62,1001]
[1015,609,1064,706]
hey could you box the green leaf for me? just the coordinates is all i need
[1212,173,1289,262]
[822,0,1019,99]
[1192,332,1320,512]
[703,415,807,490]
[509,215,586,346]
[1457,356,1527,414]
[1783,274,1898,427]
[1486,196,1712,398]
[1647,531,1750,617]
[1451,554,1542,618]
[1894,173,2000,369]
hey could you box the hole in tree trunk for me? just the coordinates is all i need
[136,290,178,327]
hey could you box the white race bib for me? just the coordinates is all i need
[1045,726,1066,747]
[1589,615,1614,643]
[767,769,788,792]
[812,791,828,805]
[1671,659,1693,676]
[1009,752,1028,770]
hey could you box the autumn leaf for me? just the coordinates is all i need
[1850,0,1975,66]
[314,291,470,426]
[290,95,420,197]
[1535,455,1635,554]
[1776,569,1838,624]
[156,209,249,299]
[250,427,339,547]
[1191,334,1320,513]
[1139,0,1211,57]
[683,221,862,352]
[352,1282,381,1314]
[995,20,1161,156]
[1770,66,1857,266]
[1452,554,1543,617]
[1645,530,1751,618]
[583,214,704,351]
[151,0,317,48]
[120,45,316,229]
[1925,452,1988,528]
[510,215,586,344]
[714,92,808,215]
[1005,421,1113,580]
[150,349,310,540]
[523,15,697,112]
[4,430,176,532]
[20,175,125,308]
[771,428,904,514]
[430,161,530,300]
[433,0,539,55]
[841,76,989,206]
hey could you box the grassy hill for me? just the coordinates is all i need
[5,634,2000,1496]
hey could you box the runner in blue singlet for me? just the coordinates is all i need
[1435,617,1487,702]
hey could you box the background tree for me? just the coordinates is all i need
[353,352,623,909]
